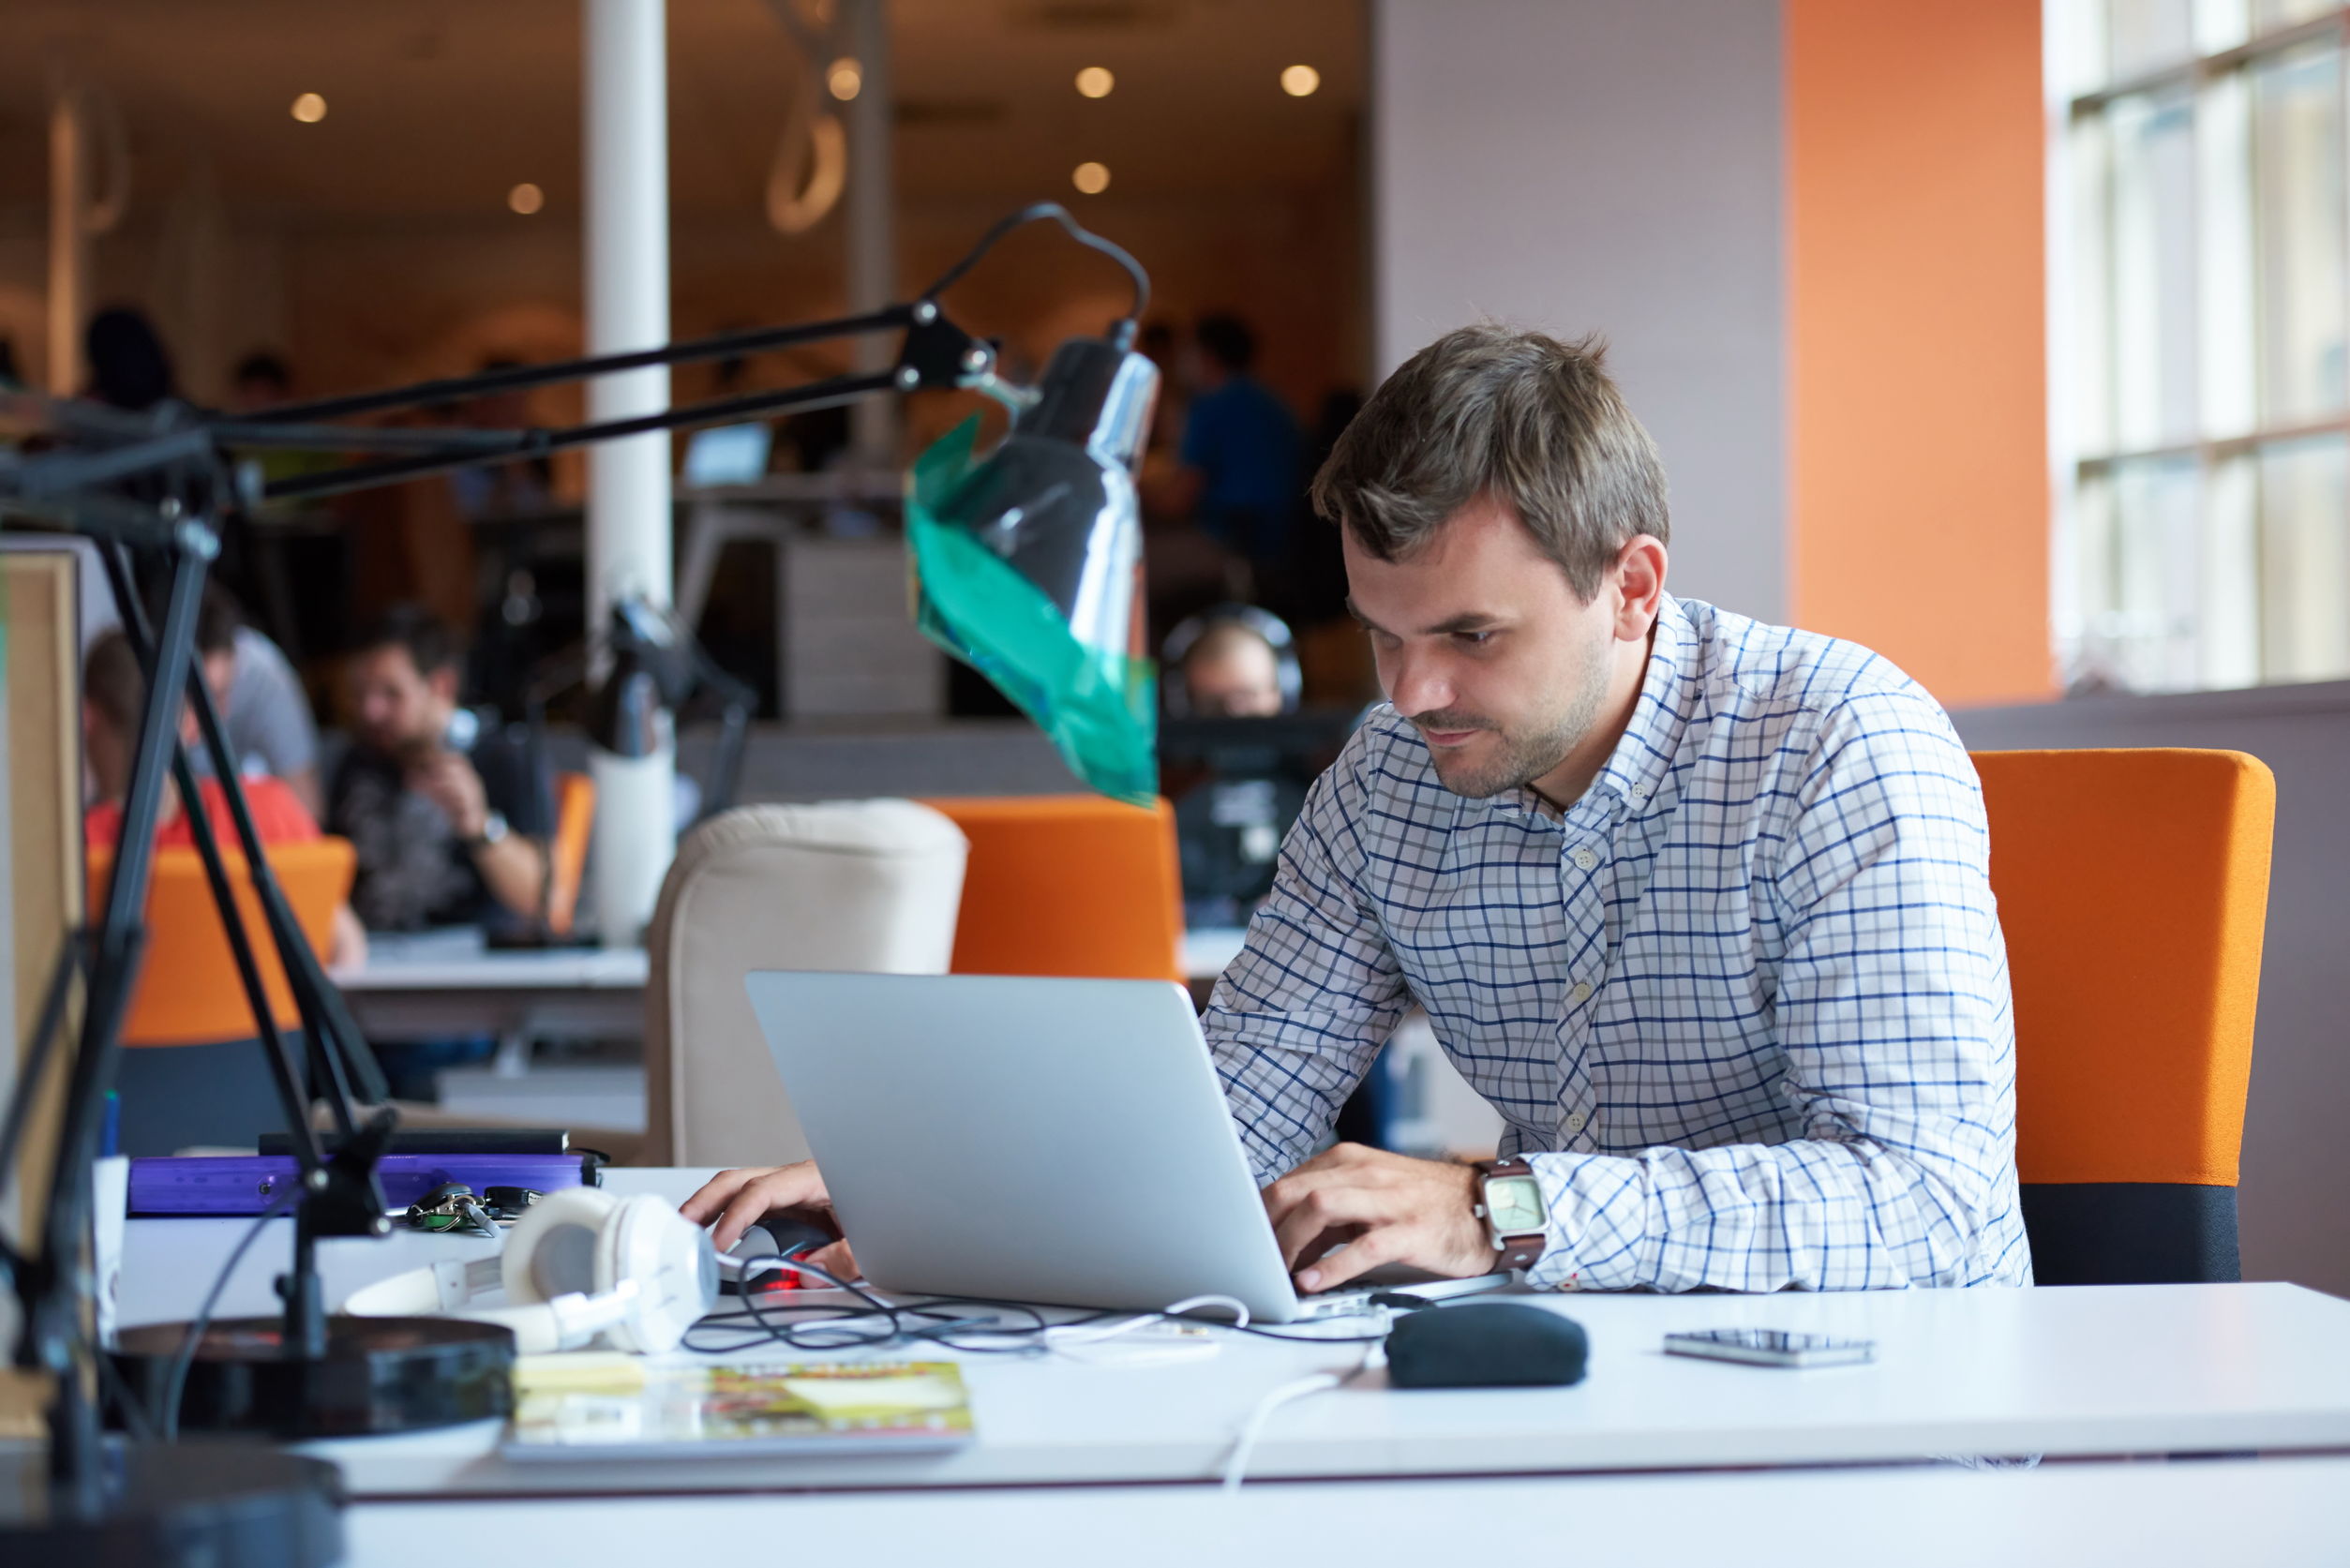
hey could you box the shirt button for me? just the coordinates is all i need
[1570,980,1593,1004]
[1571,847,1598,872]
[1564,1110,1588,1134]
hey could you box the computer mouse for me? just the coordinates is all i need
[1384,1302,1589,1388]
[725,1209,836,1264]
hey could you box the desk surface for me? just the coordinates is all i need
[340,928,649,993]
[345,1456,2350,1568]
[116,1170,2350,1498]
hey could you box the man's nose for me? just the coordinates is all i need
[1385,649,1452,717]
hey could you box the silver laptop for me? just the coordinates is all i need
[741,970,1509,1324]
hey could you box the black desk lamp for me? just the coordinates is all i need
[581,596,756,822]
[0,201,1157,1565]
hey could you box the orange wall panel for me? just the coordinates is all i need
[1787,0,2057,707]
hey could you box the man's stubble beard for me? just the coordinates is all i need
[1417,628,1614,800]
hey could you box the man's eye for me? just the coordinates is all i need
[1455,631,1495,648]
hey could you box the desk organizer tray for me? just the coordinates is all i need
[127,1153,596,1215]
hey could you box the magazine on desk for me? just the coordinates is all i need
[502,1358,975,1461]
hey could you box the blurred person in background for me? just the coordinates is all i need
[327,605,551,934]
[1156,314,1301,597]
[194,584,324,819]
[81,630,366,970]
[84,307,177,412]
[1171,608,1293,720]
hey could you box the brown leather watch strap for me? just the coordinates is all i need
[1475,1156,1547,1272]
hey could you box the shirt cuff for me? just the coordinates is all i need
[1519,1151,1599,1292]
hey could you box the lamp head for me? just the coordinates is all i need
[583,598,696,758]
[909,336,1161,804]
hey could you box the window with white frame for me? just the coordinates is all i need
[2057,0,2350,692]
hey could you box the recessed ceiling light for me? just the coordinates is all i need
[828,57,862,101]
[1075,66,1115,98]
[291,92,327,124]
[1071,161,1111,195]
[1280,64,1321,97]
[509,182,545,216]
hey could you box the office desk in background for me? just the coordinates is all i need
[337,927,648,1048]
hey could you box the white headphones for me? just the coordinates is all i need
[343,1188,718,1355]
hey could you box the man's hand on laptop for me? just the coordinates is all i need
[1261,1143,1494,1292]
[680,1162,859,1282]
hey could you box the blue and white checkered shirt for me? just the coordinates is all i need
[1205,594,2031,1292]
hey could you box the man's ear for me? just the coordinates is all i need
[1610,534,1669,641]
[427,665,461,706]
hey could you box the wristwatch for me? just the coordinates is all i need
[1473,1157,1549,1272]
[465,811,509,850]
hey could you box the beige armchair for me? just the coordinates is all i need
[640,800,967,1167]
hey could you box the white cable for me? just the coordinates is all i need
[1043,1293,1250,1351]
[1220,1342,1381,1493]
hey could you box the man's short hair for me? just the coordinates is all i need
[1309,323,1670,602]
[82,631,145,738]
[196,583,243,658]
[353,604,463,678]
[233,351,291,391]
[1195,314,1256,373]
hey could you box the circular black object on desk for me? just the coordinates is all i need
[111,1315,516,1439]
[0,1441,343,1568]
[1385,1302,1590,1389]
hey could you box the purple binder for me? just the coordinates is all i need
[127,1153,592,1216]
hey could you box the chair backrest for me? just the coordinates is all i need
[546,770,596,937]
[89,837,356,1048]
[918,795,1185,983]
[1972,748,2274,1284]
[642,800,967,1166]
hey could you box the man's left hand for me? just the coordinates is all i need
[1260,1143,1496,1292]
[409,752,490,841]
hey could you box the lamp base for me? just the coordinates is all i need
[112,1316,515,1439]
[1,1441,341,1568]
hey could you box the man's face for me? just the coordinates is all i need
[201,650,236,719]
[1183,634,1285,718]
[1344,496,1620,800]
[349,645,453,758]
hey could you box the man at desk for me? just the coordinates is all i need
[327,605,550,933]
[689,324,2030,1295]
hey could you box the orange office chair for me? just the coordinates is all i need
[90,837,357,1155]
[1973,749,2274,1285]
[546,771,596,937]
[918,795,1184,983]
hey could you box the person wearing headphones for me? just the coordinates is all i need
[1166,605,1299,720]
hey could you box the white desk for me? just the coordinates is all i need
[115,1170,2350,1499]
[336,928,647,1044]
[346,1456,2350,1568]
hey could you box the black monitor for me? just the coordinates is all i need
[1160,708,1362,927]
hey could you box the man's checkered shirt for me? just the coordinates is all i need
[1205,594,2032,1291]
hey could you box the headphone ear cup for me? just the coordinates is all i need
[596,1195,719,1354]
[501,1187,621,1307]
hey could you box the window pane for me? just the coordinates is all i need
[2255,0,2338,33]
[2089,455,2205,689]
[2108,91,2202,447]
[2110,0,2196,76]
[2253,41,2348,423]
[2258,433,2350,679]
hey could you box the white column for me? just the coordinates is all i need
[844,0,896,469]
[47,85,91,396]
[584,0,676,947]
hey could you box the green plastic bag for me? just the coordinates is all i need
[906,415,1158,806]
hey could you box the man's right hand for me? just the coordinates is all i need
[678,1161,858,1282]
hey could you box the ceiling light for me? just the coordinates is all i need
[1280,64,1321,97]
[1075,66,1115,98]
[1071,161,1111,195]
[291,92,328,124]
[828,58,862,101]
[509,182,546,216]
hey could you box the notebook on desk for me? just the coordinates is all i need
[501,1358,974,1462]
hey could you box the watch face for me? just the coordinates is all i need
[1486,1174,1546,1233]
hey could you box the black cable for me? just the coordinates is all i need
[684,1251,1390,1356]
[918,202,1150,344]
[160,1187,298,1441]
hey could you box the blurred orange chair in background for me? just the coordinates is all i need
[546,770,596,937]
[89,837,356,1048]
[918,795,1183,983]
[1974,748,2273,1285]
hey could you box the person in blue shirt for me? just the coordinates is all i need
[1167,316,1302,587]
